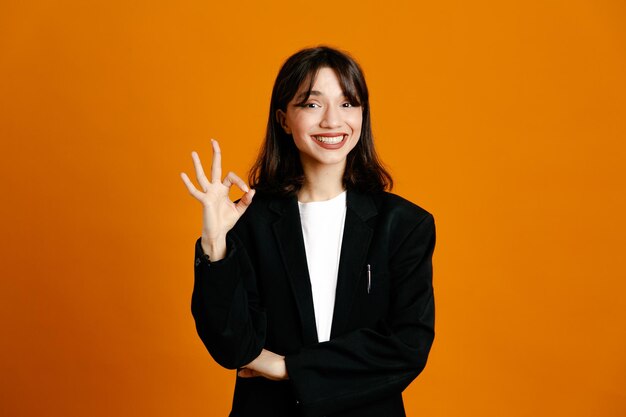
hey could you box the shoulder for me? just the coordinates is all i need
[372,191,434,226]
[371,192,436,257]
[231,191,290,232]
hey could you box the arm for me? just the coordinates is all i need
[181,139,264,369]
[284,213,436,416]
[191,233,266,369]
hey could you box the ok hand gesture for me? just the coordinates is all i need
[180,139,255,261]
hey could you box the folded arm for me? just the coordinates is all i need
[284,214,436,416]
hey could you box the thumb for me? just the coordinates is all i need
[237,368,258,378]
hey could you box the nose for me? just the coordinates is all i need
[320,105,342,128]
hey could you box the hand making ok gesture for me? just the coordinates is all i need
[180,139,255,261]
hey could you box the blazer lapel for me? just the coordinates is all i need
[270,196,319,345]
[330,189,377,339]
[269,190,378,344]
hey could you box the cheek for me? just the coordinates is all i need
[291,129,311,150]
[350,114,363,137]
[350,111,363,128]
[290,113,314,132]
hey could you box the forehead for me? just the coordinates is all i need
[294,67,345,99]
[310,67,340,85]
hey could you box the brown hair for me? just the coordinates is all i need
[249,46,392,196]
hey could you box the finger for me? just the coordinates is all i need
[191,151,210,191]
[237,368,259,378]
[210,139,222,184]
[222,171,249,192]
[235,189,256,216]
[180,172,204,200]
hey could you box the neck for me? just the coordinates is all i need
[298,160,346,203]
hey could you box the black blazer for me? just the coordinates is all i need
[192,189,436,417]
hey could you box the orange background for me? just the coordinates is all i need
[1,1,625,416]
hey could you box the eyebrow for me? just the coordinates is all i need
[296,90,354,102]
[296,90,322,100]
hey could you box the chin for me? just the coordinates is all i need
[317,156,349,167]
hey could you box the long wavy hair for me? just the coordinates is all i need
[249,46,393,196]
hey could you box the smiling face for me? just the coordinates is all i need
[276,67,363,173]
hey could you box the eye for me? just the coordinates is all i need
[301,102,320,108]
[342,102,353,108]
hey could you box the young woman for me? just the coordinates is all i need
[180,46,436,417]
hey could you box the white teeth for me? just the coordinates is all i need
[313,135,344,144]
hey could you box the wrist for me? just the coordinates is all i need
[201,235,227,261]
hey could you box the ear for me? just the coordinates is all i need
[275,109,291,134]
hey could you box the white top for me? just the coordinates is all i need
[298,191,347,343]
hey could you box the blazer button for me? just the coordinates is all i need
[195,258,201,267]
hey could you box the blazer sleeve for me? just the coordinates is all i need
[284,213,436,417]
[191,232,266,369]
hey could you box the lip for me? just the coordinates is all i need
[312,132,348,137]
[310,134,348,150]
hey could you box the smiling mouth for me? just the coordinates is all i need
[312,135,346,144]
